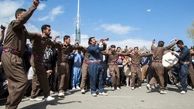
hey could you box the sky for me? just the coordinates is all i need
[0,0,194,48]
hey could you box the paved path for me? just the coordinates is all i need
[1,84,194,109]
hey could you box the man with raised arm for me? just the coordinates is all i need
[148,39,178,94]
[87,37,108,97]
[1,0,40,109]
[30,24,56,101]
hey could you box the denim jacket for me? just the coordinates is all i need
[87,44,106,61]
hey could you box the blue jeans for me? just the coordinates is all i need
[89,63,105,94]
[72,66,81,87]
[179,64,189,91]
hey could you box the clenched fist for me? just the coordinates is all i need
[33,0,39,8]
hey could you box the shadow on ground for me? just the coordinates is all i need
[20,95,82,109]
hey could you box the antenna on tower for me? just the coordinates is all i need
[75,0,81,44]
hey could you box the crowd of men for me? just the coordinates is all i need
[0,0,194,109]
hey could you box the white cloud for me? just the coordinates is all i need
[71,34,90,39]
[37,3,46,11]
[107,38,152,49]
[51,6,64,16]
[0,0,24,26]
[51,29,64,37]
[70,34,152,49]
[38,6,64,21]
[25,23,40,32]
[100,24,139,35]
[146,9,152,12]
[38,16,49,21]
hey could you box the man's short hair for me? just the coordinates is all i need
[134,47,139,50]
[117,47,121,49]
[15,8,26,18]
[41,24,51,32]
[63,35,70,41]
[88,37,95,44]
[158,41,164,47]
[110,45,116,48]
[176,40,184,45]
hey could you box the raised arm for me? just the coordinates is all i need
[26,31,41,40]
[118,49,133,56]
[118,52,131,56]
[165,39,178,50]
[101,49,111,55]
[99,43,107,51]
[12,0,39,29]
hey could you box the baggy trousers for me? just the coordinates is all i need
[130,65,142,87]
[179,64,189,91]
[141,64,149,80]
[189,63,194,88]
[30,60,50,98]
[151,62,165,90]
[58,62,70,92]
[1,52,28,109]
[88,63,104,94]
[80,62,88,89]
[108,64,120,88]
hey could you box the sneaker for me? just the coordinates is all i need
[58,92,65,97]
[138,86,142,89]
[81,89,86,94]
[30,98,43,101]
[44,96,55,102]
[72,87,76,90]
[146,84,151,91]
[50,91,55,94]
[131,87,135,90]
[91,93,97,97]
[160,90,167,94]
[99,92,108,96]
[117,87,120,90]
[180,91,186,94]
[111,87,115,91]
[76,86,81,90]
[176,83,180,87]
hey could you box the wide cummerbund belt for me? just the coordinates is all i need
[3,47,22,57]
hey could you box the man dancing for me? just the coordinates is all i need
[1,0,41,109]
[30,24,55,101]
[149,39,177,94]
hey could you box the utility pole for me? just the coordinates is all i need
[75,0,81,44]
